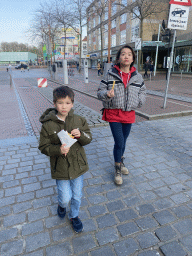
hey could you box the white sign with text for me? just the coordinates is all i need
[168,4,189,30]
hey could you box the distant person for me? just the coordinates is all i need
[76,62,79,71]
[144,60,149,78]
[8,64,12,71]
[97,61,101,76]
[150,61,154,76]
[38,86,92,233]
[97,45,146,185]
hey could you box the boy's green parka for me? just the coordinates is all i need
[38,108,92,180]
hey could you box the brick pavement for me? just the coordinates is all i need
[0,69,192,256]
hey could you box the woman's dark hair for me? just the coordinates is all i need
[115,45,135,68]
[53,86,74,103]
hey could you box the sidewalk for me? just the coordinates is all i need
[0,70,192,256]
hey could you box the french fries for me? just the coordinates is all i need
[112,80,115,90]
[68,132,75,139]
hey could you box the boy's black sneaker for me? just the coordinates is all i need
[70,217,83,233]
[57,205,66,219]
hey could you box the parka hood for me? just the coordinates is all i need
[39,108,74,123]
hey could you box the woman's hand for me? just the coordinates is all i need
[71,129,81,138]
[60,144,70,156]
[107,89,114,98]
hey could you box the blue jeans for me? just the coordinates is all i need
[56,175,83,219]
[109,122,132,163]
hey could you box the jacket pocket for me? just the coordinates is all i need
[48,131,60,144]
[127,85,140,110]
[77,149,87,167]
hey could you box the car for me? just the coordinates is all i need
[15,63,28,69]
[172,8,186,17]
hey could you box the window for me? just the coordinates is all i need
[104,24,108,32]
[93,18,96,28]
[131,26,140,41]
[111,19,116,29]
[120,30,126,45]
[120,13,127,24]
[121,0,127,6]
[111,34,116,47]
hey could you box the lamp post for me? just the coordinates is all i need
[108,0,111,64]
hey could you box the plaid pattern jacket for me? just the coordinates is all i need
[97,67,146,111]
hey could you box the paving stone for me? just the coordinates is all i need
[4,212,26,227]
[72,234,96,254]
[22,250,44,256]
[113,238,139,256]
[154,198,175,210]
[106,190,122,201]
[162,176,179,185]
[137,232,159,249]
[116,208,138,222]
[45,215,66,228]
[88,194,108,205]
[13,201,32,213]
[173,218,192,235]
[23,182,41,193]
[22,220,44,236]
[0,228,18,243]
[96,214,117,228]
[0,175,14,182]
[17,192,34,202]
[85,185,104,195]
[36,187,54,198]
[4,186,22,197]
[153,210,176,225]
[170,193,190,204]
[135,182,153,192]
[83,218,97,232]
[171,205,192,218]
[106,200,125,212]
[138,251,161,256]
[38,173,52,181]
[1,239,23,256]
[136,216,159,230]
[17,165,32,173]
[123,195,142,207]
[160,241,187,256]
[21,176,37,185]
[136,204,156,216]
[0,196,15,207]
[155,226,177,242]
[30,169,44,177]
[46,242,73,256]
[26,232,50,252]
[42,179,56,188]
[180,234,192,252]
[52,226,74,241]
[15,172,29,179]
[90,245,116,256]
[117,221,140,237]
[28,208,49,222]
[88,205,108,217]
[32,197,52,209]
[95,227,119,245]
[3,179,20,188]
[154,186,173,197]
[0,206,11,217]
[87,177,104,186]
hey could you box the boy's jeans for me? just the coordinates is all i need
[56,175,83,219]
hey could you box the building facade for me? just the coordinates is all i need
[0,52,37,65]
[86,0,192,73]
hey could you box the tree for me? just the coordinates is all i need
[68,0,92,72]
[117,0,169,69]
[87,0,109,72]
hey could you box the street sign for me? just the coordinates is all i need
[168,4,190,30]
[135,38,142,50]
[169,0,192,6]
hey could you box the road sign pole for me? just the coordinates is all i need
[163,29,176,109]
[154,24,161,76]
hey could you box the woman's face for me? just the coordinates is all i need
[119,48,133,67]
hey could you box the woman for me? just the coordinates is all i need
[97,45,146,185]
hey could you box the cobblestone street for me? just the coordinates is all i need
[0,69,192,256]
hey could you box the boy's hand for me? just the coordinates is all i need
[60,144,70,156]
[71,129,81,138]
[107,89,114,98]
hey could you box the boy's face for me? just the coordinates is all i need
[54,96,73,120]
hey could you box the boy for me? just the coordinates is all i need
[38,86,92,233]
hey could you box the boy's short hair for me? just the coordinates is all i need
[53,86,74,103]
